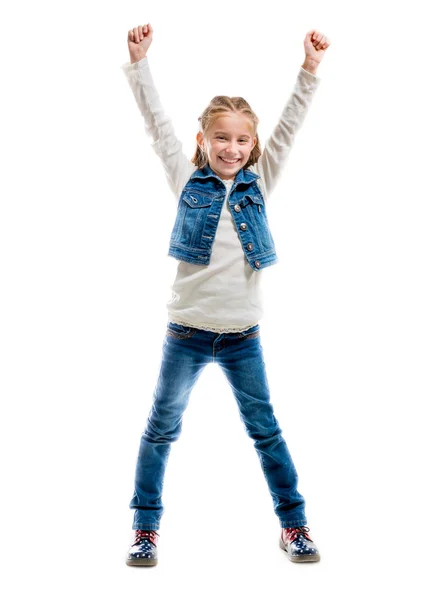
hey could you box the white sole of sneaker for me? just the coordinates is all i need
[126,557,158,567]
[279,538,320,562]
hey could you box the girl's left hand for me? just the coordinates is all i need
[304,30,331,64]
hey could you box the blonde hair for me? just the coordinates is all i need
[192,95,262,169]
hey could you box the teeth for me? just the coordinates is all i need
[221,158,239,163]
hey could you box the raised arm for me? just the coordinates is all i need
[121,24,194,199]
[255,30,330,198]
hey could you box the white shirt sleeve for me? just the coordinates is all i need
[254,67,322,199]
[121,56,195,200]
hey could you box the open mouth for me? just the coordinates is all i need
[219,157,240,164]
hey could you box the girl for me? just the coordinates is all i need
[121,22,330,567]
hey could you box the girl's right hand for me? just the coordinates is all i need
[127,23,153,64]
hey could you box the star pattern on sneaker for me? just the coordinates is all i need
[281,526,320,561]
[128,530,159,561]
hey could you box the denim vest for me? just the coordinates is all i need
[168,164,278,271]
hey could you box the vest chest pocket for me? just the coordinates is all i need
[182,191,214,209]
[175,191,215,246]
[239,193,264,212]
[240,193,275,249]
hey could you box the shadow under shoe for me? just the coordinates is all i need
[279,526,320,563]
[126,530,159,567]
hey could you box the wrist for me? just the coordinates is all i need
[130,52,147,65]
[301,59,319,75]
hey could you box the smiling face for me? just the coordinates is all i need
[196,113,257,181]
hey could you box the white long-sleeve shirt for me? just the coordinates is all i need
[121,56,321,333]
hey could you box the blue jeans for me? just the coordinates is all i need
[129,321,307,530]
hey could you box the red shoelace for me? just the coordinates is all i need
[132,530,160,547]
[284,526,313,543]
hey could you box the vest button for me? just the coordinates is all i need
[240,223,247,231]
[246,243,254,251]
[234,204,241,212]
[255,260,261,268]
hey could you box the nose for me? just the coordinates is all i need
[224,140,239,155]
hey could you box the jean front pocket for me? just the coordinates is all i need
[237,324,260,340]
[166,321,197,340]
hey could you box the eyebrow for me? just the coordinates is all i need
[214,131,251,138]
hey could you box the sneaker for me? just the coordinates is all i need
[126,529,159,567]
[280,526,320,562]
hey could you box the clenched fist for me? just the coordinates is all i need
[304,30,331,64]
[127,23,153,64]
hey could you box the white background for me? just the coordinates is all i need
[1,0,437,598]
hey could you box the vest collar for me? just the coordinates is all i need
[189,163,260,185]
